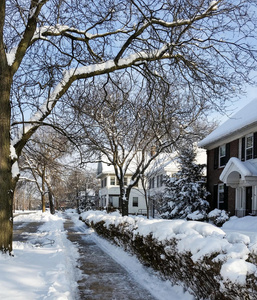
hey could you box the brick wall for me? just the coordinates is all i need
[206,139,239,214]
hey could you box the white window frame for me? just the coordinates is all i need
[110,176,116,186]
[219,144,226,167]
[245,134,253,160]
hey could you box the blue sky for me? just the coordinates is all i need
[214,84,257,125]
[234,85,257,112]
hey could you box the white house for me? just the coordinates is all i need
[96,160,147,214]
[96,147,206,215]
[147,149,206,215]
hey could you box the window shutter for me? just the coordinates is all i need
[214,147,219,169]
[241,137,245,161]
[225,143,230,164]
[254,132,257,158]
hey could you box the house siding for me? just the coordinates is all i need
[207,139,238,214]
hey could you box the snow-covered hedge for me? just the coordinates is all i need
[80,210,257,300]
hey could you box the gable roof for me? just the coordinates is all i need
[199,99,257,148]
[220,157,257,187]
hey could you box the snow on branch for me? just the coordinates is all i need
[13,47,176,148]
[31,24,133,44]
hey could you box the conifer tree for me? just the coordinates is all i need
[160,148,209,220]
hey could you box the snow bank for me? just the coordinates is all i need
[81,210,257,299]
[0,211,80,299]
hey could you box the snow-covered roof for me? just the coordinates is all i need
[199,99,257,148]
[145,153,178,176]
[220,157,257,187]
[97,152,144,177]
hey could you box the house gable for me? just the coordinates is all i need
[220,157,257,188]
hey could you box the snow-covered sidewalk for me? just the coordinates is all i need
[0,210,193,300]
[4,210,256,299]
[67,211,193,300]
[0,211,80,300]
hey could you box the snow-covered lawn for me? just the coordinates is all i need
[0,210,257,299]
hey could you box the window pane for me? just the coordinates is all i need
[133,197,138,207]
[219,145,226,167]
[246,148,253,160]
[246,136,253,148]
[219,145,226,157]
[110,177,115,185]
[246,135,253,160]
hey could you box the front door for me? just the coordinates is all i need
[245,186,252,215]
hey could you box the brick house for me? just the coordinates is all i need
[198,99,257,217]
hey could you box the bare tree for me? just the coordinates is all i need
[68,77,218,215]
[14,180,40,211]
[19,128,70,214]
[0,0,256,253]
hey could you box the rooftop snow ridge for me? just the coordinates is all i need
[199,99,257,148]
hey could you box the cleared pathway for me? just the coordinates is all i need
[64,216,157,300]
[13,221,44,242]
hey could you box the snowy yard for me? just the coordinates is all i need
[0,210,256,299]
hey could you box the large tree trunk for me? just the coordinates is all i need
[48,189,55,215]
[121,185,129,216]
[0,69,15,253]
[41,193,46,213]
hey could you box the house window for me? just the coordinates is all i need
[241,132,257,161]
[218,184,224,208]
[246,134,253,160]
[133,197,138,207]
[110,176,116,185]
[219,145,226,167]
[124,177,128,186]
[214,144,230,169]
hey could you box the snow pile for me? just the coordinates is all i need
[208,208,230,226]
[0,211,80,300]
[81,210,257,299]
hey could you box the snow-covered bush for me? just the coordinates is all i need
[208,208,230,227]
[159,148,209,220]
[81,210,257,300]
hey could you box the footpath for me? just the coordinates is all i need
[63,216,157,300]
[13,214,157,300]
